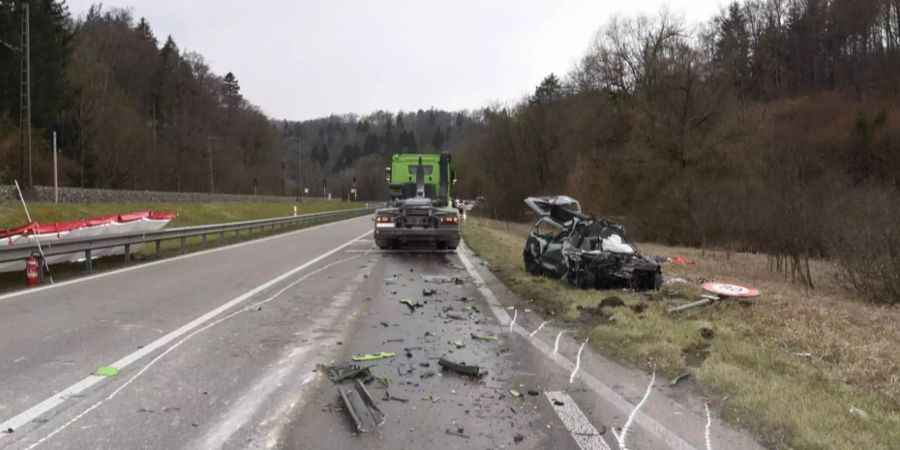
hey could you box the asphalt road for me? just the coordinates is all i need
[0,215,762,450]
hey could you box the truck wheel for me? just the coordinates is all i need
[436,241,447,250]
[389,239,400,250]
[446,240,459,250]
[376,239,390,250]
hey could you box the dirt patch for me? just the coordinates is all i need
[576,305,613,326]
[599,296,626,308]
[682,342,710,367]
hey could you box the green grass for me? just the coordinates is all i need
[462,217,900,450]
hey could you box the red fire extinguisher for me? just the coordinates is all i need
[25,256,39,287]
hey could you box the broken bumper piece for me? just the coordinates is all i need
[338,379,385,433]
[438,357,482,377]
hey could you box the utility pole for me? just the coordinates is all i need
[285,136,301,202]
[20,2,32,187]
[53,132,58,203]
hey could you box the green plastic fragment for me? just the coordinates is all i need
[509,389,522,398]
[96,366,119,377]
[670,372,690,386]
[471,334,498,341]
[422,395,442,403]
[352,352,396,361]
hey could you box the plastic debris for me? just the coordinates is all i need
[318,363,374,383]
[422,288,437,296]
[438,357,482,377]
[400,299,424,312]
[96,366,119,377]
[352,352,396,362]
[337,379,385,433]
[422,395,442,403]
[670,372,690,386]
[849,405,870,421]
[453,340,466,349]
[470,334,498,341]
[509,389,522,399]
[446,427,470,439]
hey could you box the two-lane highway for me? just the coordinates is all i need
[0,215,762,449]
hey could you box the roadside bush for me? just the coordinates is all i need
[827,187,900,304]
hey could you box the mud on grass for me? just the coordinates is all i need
[462,217,900,449]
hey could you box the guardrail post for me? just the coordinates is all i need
[202,234,207,245]
[155,240,161,258]
[85,249,92,272]
[124,244,131,263]
[180,237,186,254]
[220,231,225,241]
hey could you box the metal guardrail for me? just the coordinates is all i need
[0,207,374,271]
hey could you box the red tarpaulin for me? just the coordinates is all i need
[0,211,177,239]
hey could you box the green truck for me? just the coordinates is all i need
[373,152,460,250]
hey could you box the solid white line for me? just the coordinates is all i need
[553,330,566,354]
[705,403,712,450]
[545,391,611,450]
[0,214,369,302]
[509,308,518,333]
[0,230,370,439]
[570,338,589,384]
[456,243,696,450]
[613,371,656,450]
[529,320,549,337]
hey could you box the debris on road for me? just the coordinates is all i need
[422,395,442,403]
[509,389,522,399]
[471,333,498,341]
[96,366,119,377]
[422,288,437,296]
[337,379,385,433]
[352,352,396,362]
[318,363,374,384]
[438,357,482,377]
[453,340,466,349]
[445,427,470,439]
[400,298,424,312]
[382,391,409,403]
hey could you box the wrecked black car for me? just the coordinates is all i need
[522,196,662,291]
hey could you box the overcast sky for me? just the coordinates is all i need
[66,0,723,121]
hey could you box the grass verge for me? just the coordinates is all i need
[462,217,900,449]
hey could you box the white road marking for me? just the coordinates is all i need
[0,231,370,442]
[509,308,518,332]
[196,265,363,449]
[529,320,549,337]
[545,391,611,450]
[612,371,656,450]
[0,214,369,302]
[456,243,696,450]
[570,338,589,384]
[554,330,566,354]
[705,403,712,450]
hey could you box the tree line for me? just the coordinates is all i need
[455,1,900,303]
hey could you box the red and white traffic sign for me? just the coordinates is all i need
[701,282,760,298]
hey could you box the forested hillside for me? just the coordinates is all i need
[454,1,900,302]
[277,109,484,200]
[0,2,479,199]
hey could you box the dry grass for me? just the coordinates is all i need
[463,217,900,449]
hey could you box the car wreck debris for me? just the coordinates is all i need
[438,357,482,377]
[399,298,424,312]
[337,379,385,433]
[667,282,760,313]
[471,333,498,341]
[318,363,375,383]
[352,352,396,361]
[522,196,662,291]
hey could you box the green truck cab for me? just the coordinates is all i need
[373,152,460,250]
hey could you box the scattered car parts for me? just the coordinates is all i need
[337,379,385,433]
[522,196,662,291]
[438,357,482,377]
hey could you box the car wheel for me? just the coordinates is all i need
[653,272,664,290]
[523,250,542,275]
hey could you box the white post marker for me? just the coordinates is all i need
[52,132,58,203]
